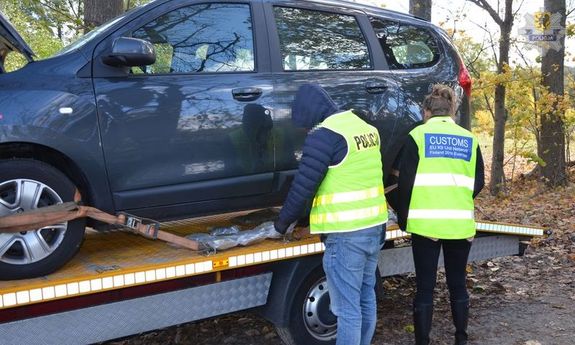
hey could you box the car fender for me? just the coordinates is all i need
[0,87,114,213]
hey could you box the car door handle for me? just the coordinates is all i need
[232,87,263,102]
[365,82,388,94]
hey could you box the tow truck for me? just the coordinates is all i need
[0,2,547,343]
[0,207,545,345]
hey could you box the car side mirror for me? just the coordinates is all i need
[102,37,156,67]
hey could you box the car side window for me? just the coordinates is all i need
[370,17,440,70]
[130,3,255,74]
[273,7,371,71]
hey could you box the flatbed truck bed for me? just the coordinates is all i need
[0,212,544,345]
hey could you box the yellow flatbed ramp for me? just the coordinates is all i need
[0,217,543,311]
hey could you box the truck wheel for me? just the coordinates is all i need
[276,266,337,345]
[0,160,85,280]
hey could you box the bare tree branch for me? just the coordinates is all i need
[472,20,500,64]
[513,0,526,18]
[483,92,496,120]
[67,0,78,20]
[567,0,575,16]
[467,0,504,26]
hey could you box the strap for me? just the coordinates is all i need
[0,202,201,251]
[0,202,84,233]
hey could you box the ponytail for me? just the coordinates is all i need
[422,84,456,117]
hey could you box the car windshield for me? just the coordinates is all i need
[54,14,127,57]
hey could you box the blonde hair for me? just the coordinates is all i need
[422,84,456,117]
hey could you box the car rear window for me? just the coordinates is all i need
[273,7,371,71]
[370,17,440,70]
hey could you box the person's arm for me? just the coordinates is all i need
[473,146,485,198]
[396,136,419,231]
[387,122,423,215]
[274,128,346,234]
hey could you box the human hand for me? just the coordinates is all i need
[292,226,310,240]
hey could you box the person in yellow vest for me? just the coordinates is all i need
[393,85,485,345]
[273,83,388,345]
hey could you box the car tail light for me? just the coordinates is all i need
[458,56,472,97]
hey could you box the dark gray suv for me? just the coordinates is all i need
[0,0,472,279]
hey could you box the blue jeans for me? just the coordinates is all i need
[323,225,383,345]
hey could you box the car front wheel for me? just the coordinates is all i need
[0,159,85,280]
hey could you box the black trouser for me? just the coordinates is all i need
[411,234,472,304]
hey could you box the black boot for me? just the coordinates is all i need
[413,303,433,345]
[450,299,469,345]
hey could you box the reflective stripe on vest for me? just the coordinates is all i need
[310,205,388,224]
[408,209,475,219]
[414,173,475,191]
[310,111,388,234]
[407,116,478,239]
[312,186,384,207]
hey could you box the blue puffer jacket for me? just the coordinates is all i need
[274,84,348,234]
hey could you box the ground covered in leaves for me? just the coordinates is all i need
[106,166,575,345]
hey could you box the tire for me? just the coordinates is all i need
[276,266,337,345]
[0,159,86,280]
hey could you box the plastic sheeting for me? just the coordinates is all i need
[187,221,292,252]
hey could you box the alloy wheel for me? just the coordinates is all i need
[0,179,67,265]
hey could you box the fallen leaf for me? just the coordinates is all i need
[473,285,486,293]
[383,280,397,290]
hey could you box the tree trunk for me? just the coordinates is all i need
[467,0,515,195]
[84,0,124,31]
[490,19,512,195]
[409,0,432,21]
[490,85,507,193]
[538,0,567,186]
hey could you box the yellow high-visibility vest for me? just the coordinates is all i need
[407,116,478,239]
[310,111,388,234]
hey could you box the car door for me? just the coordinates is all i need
[92,1,276,215]
[264,3,401,179]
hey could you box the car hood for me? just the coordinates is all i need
[0,11,34,63]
